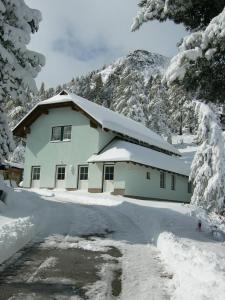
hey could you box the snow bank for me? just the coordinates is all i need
[158,232,225,300]
[0,216,34,264]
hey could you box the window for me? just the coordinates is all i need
[160,171,166,188]
[63,126,72,140]
[104,166,114,180]
[57,166,66,180]
[79,166,88,180]
[51,126,71,141]
[171,174,176,190]
[32,166,40,180]
[188,181,192,194]
[146,171,150,180]
[51,126,61,141]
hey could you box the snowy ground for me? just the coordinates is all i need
[0,135,225,299]
[1,185,225,299]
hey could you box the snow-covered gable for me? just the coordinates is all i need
[88,140,190,176]
[13,92,180,156]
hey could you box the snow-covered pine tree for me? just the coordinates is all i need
[10,141,25,163]
[0,106,14,159]
[133,1,225,212]
[190,102,225,212]
[168,84,196,135]
[113,72,147,124]
[165,8,225,104]
[147,74,172,141]
[0,0,45,160]
[132,0,225,31]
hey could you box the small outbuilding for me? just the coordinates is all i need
[0,161,23,186]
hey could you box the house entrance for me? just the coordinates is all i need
[55,165,66,189]
[31,166,41,188]
[78,165,88,190]
[103,165,114,193]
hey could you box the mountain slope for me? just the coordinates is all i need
[67,50,170,126]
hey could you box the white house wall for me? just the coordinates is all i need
[114,162,191,202]
[23,107,115,189]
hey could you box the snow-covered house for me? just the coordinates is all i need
[13,91,192,202]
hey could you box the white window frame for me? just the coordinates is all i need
[51,125,72,142]
[56,165,66,180]
[32,166,41,180]
[79,166,88,180]
[104,165,114,181]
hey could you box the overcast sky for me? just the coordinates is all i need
[25,0,186,88]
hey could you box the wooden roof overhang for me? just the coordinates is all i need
[12,100,102,138]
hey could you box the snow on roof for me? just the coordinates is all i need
[39,92,180,155]
[14,91,180,155]
[88,140,190,176]
[1,160,24,169]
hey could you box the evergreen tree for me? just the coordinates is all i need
[113,72,147,124]
[133,1,225,212]
[168,84,196,135]
[0,0,45,160]
[165,8,225,104]
[132,0,225,32]
[39,82,46,98]
[89,74,104,105]
[190,102,225,212]
[10,141,25,163]
[147,74,172,141]
[55,84,62,94]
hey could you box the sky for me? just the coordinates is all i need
[25,0,186,88]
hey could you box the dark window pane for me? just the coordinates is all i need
[146,172,150,180]
[51,127,61,141]
[171,174,175,190]
[188,181,192,193]
[160,172,165,188]
[57,166,65,180]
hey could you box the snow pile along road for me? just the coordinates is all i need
[0,216,34,264]
[158,232,225,300]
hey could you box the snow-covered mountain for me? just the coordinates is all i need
[7,50,196,163]
[99,50,169,84]
[67,50,170,126]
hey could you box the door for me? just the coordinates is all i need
[103,165,114,193]
[31,166,41,188]
[78,165,89,190]
[55,165,66,189]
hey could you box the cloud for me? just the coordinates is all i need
[25,0,187,88]
[52,27,119,62]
